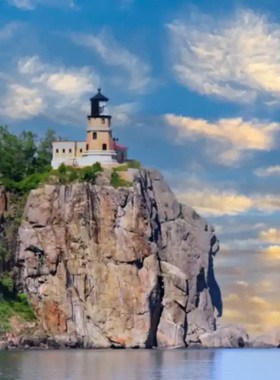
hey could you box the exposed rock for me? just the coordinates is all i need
[15,168,221,348]
[0,341,8,351]
[0,185,7,219]
[46,337,60,349]
[199,323,249,348]
[251,328,280,348]
[20,335,47,347]
[187,342,205,349]
[95,169,111,186]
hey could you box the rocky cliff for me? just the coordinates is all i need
[14,168,222,348]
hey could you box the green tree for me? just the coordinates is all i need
[0,126,37,182]
[35,129,59,173]
[19,131,38,176]
[0,126,62,182]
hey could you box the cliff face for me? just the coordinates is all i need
[15,169,221,348]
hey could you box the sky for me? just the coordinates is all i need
[1,0,280,336]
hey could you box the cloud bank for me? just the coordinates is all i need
[167,9,280,104]
[164,114,279,166]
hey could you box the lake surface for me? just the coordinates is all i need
[0,349,280,380]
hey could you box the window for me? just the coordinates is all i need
[69,149,72,153]
[102,118,105,124]
[102,143,107,151]
[80,148,83,153]
[86,144,89,150]
[62,149,65,153]
[93,132,97,139]
[56,149,59,153]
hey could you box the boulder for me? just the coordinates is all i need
[251,328,280,348]
[199,324,249,348]
[0,341,8,351]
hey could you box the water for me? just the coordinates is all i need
[0,349,279,380]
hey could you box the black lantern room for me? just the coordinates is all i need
[89,88,111,119]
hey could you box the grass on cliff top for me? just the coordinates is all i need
[113,160,142,172]
[1,160,141,194]
[0,162,103,194]
[0,272,36,333]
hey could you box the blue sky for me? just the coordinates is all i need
[1,0,280,334]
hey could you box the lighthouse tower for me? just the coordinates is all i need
[51,88,128,169]
[82,88,118,165]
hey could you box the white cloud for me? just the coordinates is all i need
[18,56,44,74]
[7,0,75,10]
[1,84,44,119]
[179,190,280,216]
[7,0,35,9]
[254,165,280,177]
[167,9,280,103]
[109,103,137,126]
[261,245,280,261]
[222,278,280,335]
[18,56,96,96]
[0,55,98,122]
[70,31,153,94]
[33,71,95,95]
[260,228,280,244]
[0,23,21,41]
[0,55,136,126]
[178,190,253,216]
[164,114,279,166]
[167,173,280,217]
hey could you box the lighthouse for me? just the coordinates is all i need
[51,89,128,169]
[83,88,117,164]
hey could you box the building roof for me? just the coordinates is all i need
[114,142,128,150]
[90,88,109,102]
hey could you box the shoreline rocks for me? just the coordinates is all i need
[1,323,280,350]
[250,328,280,348]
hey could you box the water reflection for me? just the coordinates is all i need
[0,348,279,380]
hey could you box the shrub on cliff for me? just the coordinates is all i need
[110,171,132,188]
[0,273,36,333]
[1,172,51,194]
[1,162,105,194]
[52,163,103,185]
[80,162,103,184]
